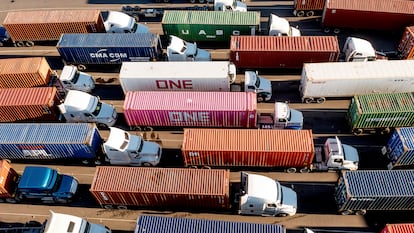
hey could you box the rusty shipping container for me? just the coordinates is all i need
[0,160,18,199]
[0,87,61,122]
[293,0,325,17]
[90,167,230,210]
[322,0,414,32]
[2,9,105,44]
[0,57,52,88]
[230,36,339,69]
[182,128,315,168]
[398,26,414,59]
[381,223,414,233]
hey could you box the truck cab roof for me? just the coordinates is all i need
[62,90,97,112]
[18,166,57,191]
[245,173,277,203]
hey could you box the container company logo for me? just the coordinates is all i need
[90,49,128,62]
[365,117,407,122]
[169,111,210,123]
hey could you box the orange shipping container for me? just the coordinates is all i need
[182,129,315,168]
[90,167,230,210]
[398,26,414,59]
[0,160,19,199]
[0,57,52,88]
[381,223,414,233]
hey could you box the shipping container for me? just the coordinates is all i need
[0,87,61,122]
[0,160,18,199]
[90,167,230,210]
[123,91,257,128]
[161,11,260,42]
[0,123,102,160]
[134,215,286,233]
[322,0,414,32]
[0,57,53,88]
[299,60,414,103]
[3,10,105,45]
[230,36,340,69]
[381,223,414,233]
[384,127,414,169]
[335,170,414,215]
[57,33,163,68]
[293,0,325,17]
[347,93,414,135]
[182,128,314,168]
[398,26,414,59]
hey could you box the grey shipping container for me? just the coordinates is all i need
[335,170,414,215]
[134,215,286,233]
[56,33,163,69]
[0,123,102,160]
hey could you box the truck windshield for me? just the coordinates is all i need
[71,71,80,83]
[52,174,63,192]
[92,102,102,116]
[131,23,138,33]
[83,222,91,233]
[138,138,144,152]
[254,76,260,88]
[181,41,187,53]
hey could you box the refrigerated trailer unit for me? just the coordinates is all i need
[382,127,414,169]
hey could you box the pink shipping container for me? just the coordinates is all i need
[89,167,230,210]
[322,0,414,32]
[381,224,414,233]
[182,128,315,168]
[229,36,340,69]
[293,0,325,17]
[123,91,257,128]
[398,26,414,59]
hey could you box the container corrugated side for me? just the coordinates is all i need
[57,33,163,64]
[322,0,414,31]
[134,215,286,233]
[119,62,231,93]
[182,129,315,167]
[335,170,414,212]
[294,0,325,11]
[161,11,260,42]
[381,223,414,233]
[123,91,257,127]
[230,36,339,69]
[3,10,105,42]
[0,160,18,198]
[0,57,52,88]
[387,127,414,168]
[90,167,230,209]
[300,60,414,99]
[347,93,414,130]
[398,26,414,59]
[0,123,102,160]
[0,87,60,122]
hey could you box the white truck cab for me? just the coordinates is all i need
[268,14,301,36]
[58,90,117,128]
[60,65,95,93]
[103,127,162,166]
[214,0,247,12]
[167,36,211,61]
[104,11,150,33]
[343,37,377,62]
[244,71,272,102]
[238,172,297,217]
[44,211,111,233]
[257,102,304,130]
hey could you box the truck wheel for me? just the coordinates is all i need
[381,128,391,135]
[5,198,17,203]
[190,0,196,3]
[304,98,314,104]
[117,205,128,210]
[104,204,114,209]
[25,41,34,47]
[77,64,87,71]
[300,168,311,173]
[296,11,305,17]
[353,128,364,136]
[286,167,296,173]
[316,97,326,104]
[142,162,153,167]
[202,166,211,169]
[199,0,205,3]
[333,28,341,34]
[257,96,264,102]
[276,213,288,217]
[355,209,366,215]
[306,11,315,17]
[340,210,353,215]
[323,28,331,33]
[15,41,25,47]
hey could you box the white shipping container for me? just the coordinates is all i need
[119,62,234,94]
[299,60,414,103]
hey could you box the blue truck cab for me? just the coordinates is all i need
[16,166,78,204]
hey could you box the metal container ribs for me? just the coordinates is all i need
[381,223,414,233]
[386,127,414,168]
[398,26,414,59]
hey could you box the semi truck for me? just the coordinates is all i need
[90,167,298,217]
[299,60,414,103]
[119,61,271,101]
[334,170,414,215]
[0,87,117,128]
[0,57,95,94]
[268,14,300,36]
[398,26,414,59]
[1,10,148,47]
[0,160,78,204]
[0,123,161,166]
[382,127,414,170]
[347,92,414,135]
[134,215,286,233]
[123,91,303,129]
[167,35,211,61]
[230,36,379,70]
[182,128,359,172]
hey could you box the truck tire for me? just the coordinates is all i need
[353,128,364,136]
[142,162,153,167]
[77,64,87,71]
[257,96,264,102]
[190,0,196,3]
[355,209,366,215]
[340,210,353,215]
[104,204,114,209]
[5,198,17,203]
[117,205,128,210]
[316,97,326,104]
[286,167,297,173]
[199,0,205,3]
[296,11,305,17]
[25,41,34,47]
[300,167,311,173]
[333,28,341,34]
[304,98,314,104]
[15,41,25,47]
[306,11,315,17]
[323,28,331,33]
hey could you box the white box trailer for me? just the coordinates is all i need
[299,60,414,103]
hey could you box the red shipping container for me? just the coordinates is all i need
[229,36,339,69]
[0,87,61,122]
[398,26,414,59]
[90,167,230,210]
[0,160,18,199]
[123,91,257,128]
[381,224,414,233]
[182,128,315,168]
[322,0,414,31]
[293,0,325,17]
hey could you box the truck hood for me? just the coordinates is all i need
[195,48,212,61]
[55,174,78,197]
[289,108,304,129]
[281,185,297,215]
[96,102,117,127]
[342,144,359,169]
[234,1,247,12]
[142,141,161,156]
[257,76,272,93]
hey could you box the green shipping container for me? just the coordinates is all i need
[348,92,414,135]
[161,11,261,42]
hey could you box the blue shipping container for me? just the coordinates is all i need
[386,127,414,168]
[134,215,286,233]
[0,123,102,160]
[57,33,163,65]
